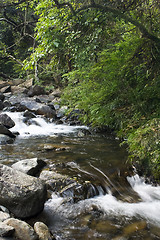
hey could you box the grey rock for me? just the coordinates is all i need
[0,211,10,222]
[34,222,53,240]
[0,222,14,237]
[0,164,47,218]
[5,218,37,240]
[28,85,46,97]
[0,125,15,139]
[12,158,46,176]
[0,114,15,129]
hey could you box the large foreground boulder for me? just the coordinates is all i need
[0,164,47,218]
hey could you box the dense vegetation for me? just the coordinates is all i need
[0,0,160,179]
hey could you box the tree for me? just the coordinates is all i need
[0,0,37,79]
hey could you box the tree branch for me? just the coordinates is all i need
[53,0,76,15]
[76,3,160,44]
[0,18,17,27]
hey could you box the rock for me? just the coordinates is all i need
[5,218,37,240]
[34,222,53,240]
[28,85,46,97]
[0,101,3,110]
[11,86,27,94]
[0,93,5,102]
[0,81,9,89]
[56,106,68,118]
[0,134,15,144]
[0,222,14,237]
[0,126,16,138]
[19,78,33,89]
[50,89,61,98]
[0,212,10,222]
[0,86,11,94]
[12,158,46,176]
[36,105,56,118]
[23,110,37,119]
[0,114,15,129]
[0,164,47,218]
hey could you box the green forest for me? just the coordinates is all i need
[0,0,160,180]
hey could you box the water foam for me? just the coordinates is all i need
[6,112,87,137]
[45,175,160,226]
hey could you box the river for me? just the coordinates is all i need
[1,112,160,239]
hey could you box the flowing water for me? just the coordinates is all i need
[1,112,160,239]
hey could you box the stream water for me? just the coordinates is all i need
[1,112,160,239]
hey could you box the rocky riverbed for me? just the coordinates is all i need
[0,79,97,240]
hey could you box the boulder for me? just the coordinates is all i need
[0,125,16,138]
[12,158,46,176]
[0,222,14,237]
[35,105,56,118]
[0,114,15,129]
[4,218,37,240]
[34,222,53,240]
[0,164,47,218]
[28,85,46,97]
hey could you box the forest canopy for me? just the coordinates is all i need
[0,0,160,179]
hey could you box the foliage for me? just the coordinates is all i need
[127,119,160,179]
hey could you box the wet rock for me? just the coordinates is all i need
[12,158,46,176]
[41,144,70,152]
[0,222,14,237]
[34,222,54,240]
[0,114,15,129]
[0,164,47,218]
[4,218,37,240]
[23,110,37,119]
[2,100,11,109]
[0,126,16,138]
[28,85,46,97]
[0,134,14,145]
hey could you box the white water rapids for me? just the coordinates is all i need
[44,174,160,227]
[5,111,160,229]
[6,112,88,137]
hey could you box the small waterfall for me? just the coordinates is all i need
[6,112,88,137]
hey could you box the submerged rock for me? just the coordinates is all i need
[0,164,47,218]
[0,134,15,144]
